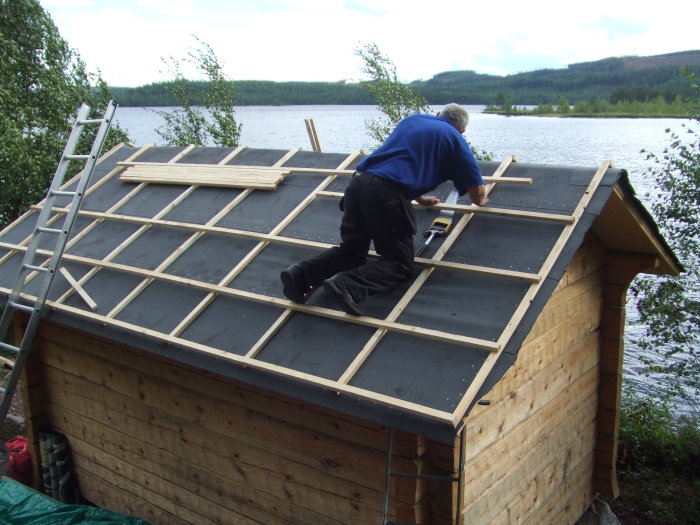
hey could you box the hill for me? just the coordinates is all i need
[111,50,700,107]
[412,50,700,105]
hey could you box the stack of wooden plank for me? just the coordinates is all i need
[118,162,289,190]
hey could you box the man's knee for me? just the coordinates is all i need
[391,257,415,280]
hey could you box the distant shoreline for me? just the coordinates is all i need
[482,110,691,119]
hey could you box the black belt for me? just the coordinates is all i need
[354,171,408,196]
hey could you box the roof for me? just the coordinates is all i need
[0,143,679,443]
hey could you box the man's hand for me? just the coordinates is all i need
[416,195,440,207]
[468,185,489,206]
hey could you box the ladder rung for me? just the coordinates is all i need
[50,190,77,197]
[77,118,104,125]
[37,226,63,234]
[390,472,458,482]
[64,154,91,161]
[9,301,36,314]
[23,264,48,273]
[0,342,20,354]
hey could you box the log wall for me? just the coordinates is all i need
[450,235,608,524]
[22,320,428,525]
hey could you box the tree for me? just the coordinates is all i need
[355,42,492,161]
[0,0,129,228]
[631,68,700,413]
[355,42,431,147]
[557,96,570,114]
[155,37,241,147]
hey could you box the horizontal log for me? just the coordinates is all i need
[51,399,369,524]
[37,320,391,451]
[39,341,389,487]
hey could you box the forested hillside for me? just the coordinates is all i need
[111,50,700,107]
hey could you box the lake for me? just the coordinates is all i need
[114,104,691,402]
[114,104,686,179]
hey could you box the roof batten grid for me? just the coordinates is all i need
[56,146,200,309]
[0,251,498,350]
[4,144,156,283]
[106,147,249,320]
[19,208,543,284]
[0,142,137,269]
[168,147,304,338]
[0,289,455,422]
[242,150,364,359]
[449,160,614,426]
[337,156,516,386]
[1,145,615,425]
[11,207,543,283]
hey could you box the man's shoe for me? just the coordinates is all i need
[280,265,308,303]
[323,275,364,316]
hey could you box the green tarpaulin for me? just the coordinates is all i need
[0,477,149,525]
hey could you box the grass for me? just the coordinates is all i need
[605,393,700,524]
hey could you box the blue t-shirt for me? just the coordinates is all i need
[356,114,484,200]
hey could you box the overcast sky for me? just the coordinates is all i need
[40,0,700,87]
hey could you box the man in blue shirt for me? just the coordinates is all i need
[281,103,488,315]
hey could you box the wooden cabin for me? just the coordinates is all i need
[0,143,680,524]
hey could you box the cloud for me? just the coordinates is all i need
[39,0,700,87]
[343,0,385,16]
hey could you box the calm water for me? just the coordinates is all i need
[114,104,685,181]
[114,104,691,402]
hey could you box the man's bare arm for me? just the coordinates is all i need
[416,195,439,207]
[468,185,488,206]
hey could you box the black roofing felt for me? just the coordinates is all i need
[0,144,629,442]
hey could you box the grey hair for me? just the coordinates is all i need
[440,103,469,132]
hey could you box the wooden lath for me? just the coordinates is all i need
[117,161,533,186]
[15,207,543,284]
[317,190,574,224]
[58,267,97,311]
[0,249,499,352]
[118,162,289,190]
[304,118,322,152]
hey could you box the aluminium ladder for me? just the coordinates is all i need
[382,426,466,525]
[0,101,117,426]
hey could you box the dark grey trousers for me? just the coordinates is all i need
[299,172,416,303]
